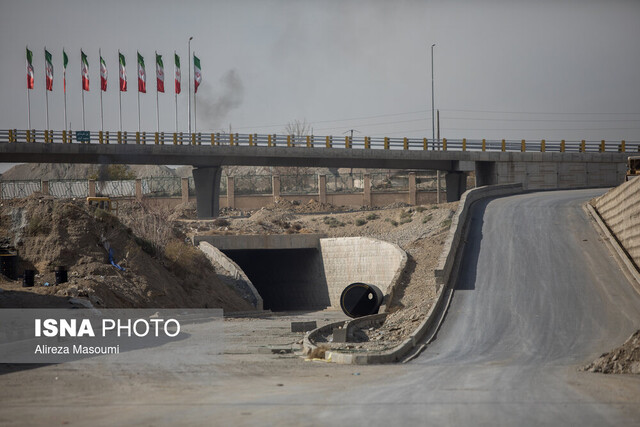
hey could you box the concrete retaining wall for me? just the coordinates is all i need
[593,177,640,271]
[319,237,407,309]
[494,161,626,190]
[197,242,263,310]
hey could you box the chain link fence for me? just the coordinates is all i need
[1,180,41,199]
[142,177,182,198]
[234,175,272,195]
[49,180,89,198]
[325,173,363,193]
[95,180,136,197]
[371,172,409,192]
[280,174,318,195]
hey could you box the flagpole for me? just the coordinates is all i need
[81,49,86,131]
[193,50,197,134]
[137,87,141,133]
[155,51,159,133]
[27,83,31,130]
[118,50,122,133]
[188,36,193,134]
[99,48,104,132]
[174,51,178,133]
[26,45,31,129]
[44,47,49,130]
[63,48,67,132]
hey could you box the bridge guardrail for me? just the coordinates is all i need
[1,129,638,153]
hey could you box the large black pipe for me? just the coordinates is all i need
[340,283,384,318]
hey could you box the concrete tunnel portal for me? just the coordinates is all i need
[195,234,408,313]
[222,248,331,311]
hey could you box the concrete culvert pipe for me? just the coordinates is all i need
[340,283,384,318]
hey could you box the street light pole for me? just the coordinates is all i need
[431,43,436,147]
[188,36,193,134]
[431,43,441,203]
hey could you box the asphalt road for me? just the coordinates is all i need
[316,188,640,426]
[2,189,639,426]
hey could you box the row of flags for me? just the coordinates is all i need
[26,47,202,96]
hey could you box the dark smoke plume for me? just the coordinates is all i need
[196,69,244,131]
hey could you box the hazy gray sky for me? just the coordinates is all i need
[1,0,639,146]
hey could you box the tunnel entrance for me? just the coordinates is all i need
[222,248,331,311]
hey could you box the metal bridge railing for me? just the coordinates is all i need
[1,129,639,153]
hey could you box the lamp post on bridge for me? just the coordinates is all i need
[188,36,193,135]
[431,43,441,203]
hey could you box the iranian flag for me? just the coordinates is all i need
[63,50,68,92]
[137,51,146,93]
[174,53,181,94]
[81,50,89,91]
[193,54,201,93]
[45,49,53,91]
[119,52,127,91]
[156,53,164,93]
[100,55,107,91]
[26,47,34,89]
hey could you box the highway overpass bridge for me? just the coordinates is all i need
[0,129,635,217]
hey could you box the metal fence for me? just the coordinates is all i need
[371,173,409,192]
[49,180,89,198]
[326,173,364,193]
[280,174,318,195]
[234,175,272,195]
[142,177,182,198]
[1,180,41,199]
[95,180,136,197]
[2,129,639,153]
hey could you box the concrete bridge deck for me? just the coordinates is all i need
[0,129,635,217]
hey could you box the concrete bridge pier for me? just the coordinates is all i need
[446,172,467,202]
[192,166,223,218]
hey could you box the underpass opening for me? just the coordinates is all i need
[222,248,330,311]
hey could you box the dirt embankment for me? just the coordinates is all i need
[582,330,640,374]
[0,195,253,311]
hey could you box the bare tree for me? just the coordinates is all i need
[277,119,314,181]
[284,119,312,147]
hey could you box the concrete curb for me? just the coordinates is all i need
[585,203,640,295]
[305,183,524,364]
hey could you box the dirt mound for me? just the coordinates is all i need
[0,195,253,311]
[582,330,640,374]
[1,163,176,181]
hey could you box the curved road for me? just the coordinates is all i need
[333,189,640,425]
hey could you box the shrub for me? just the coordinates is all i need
[390,220,399,227]
[213,218,229,227]
[415,206,427,213]
[134,236,156,256]
[422,214,433,224]
[355,219,367,227]
[366,213,379,221]
[323,216,345,228]
[164,239,211,279]
[441,218,452,228]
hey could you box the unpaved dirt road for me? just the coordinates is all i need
[1,189,639,426]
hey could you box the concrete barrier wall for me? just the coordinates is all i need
[494,161,626,190]
[197,242,263,310]
[319,237,407,308]
[593,178,640,270]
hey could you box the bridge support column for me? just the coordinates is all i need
[446,172,467,202]
[475,161,497,187]
[192,166,223,219]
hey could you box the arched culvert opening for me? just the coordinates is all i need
[222,248,331,311]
